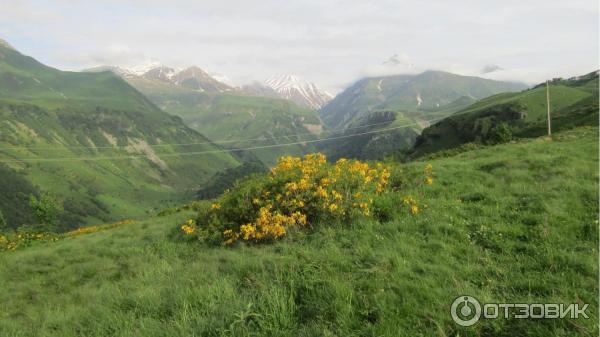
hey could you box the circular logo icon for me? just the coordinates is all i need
[451,295,481,326]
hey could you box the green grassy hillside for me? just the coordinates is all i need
[0,43,240,230]
[411,71,599,157]
[0,126,596,336]
[0,43,156,112]
[317,110,420,160]
[126,76,323,165]
[319,71,527,129]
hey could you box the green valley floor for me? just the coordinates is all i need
[0,126,597,337]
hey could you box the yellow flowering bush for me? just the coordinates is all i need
[192,153,396,245]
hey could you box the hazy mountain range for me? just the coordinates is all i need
[85,64,332,109]
[320,71,528,129]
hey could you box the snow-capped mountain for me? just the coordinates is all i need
[84,64,233,93]
[171,66,233,92]
[141,66,177,83]
[139,65,233,92]
[129,60,166,76]
[265,74,333,109]
[83,65,331,105]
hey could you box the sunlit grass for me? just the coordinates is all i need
[0,126,597,336]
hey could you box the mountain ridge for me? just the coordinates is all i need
[319,70,528,128]
[265,74,333,109]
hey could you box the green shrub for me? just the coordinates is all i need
[29,193,63,232]
[488,122,513,144]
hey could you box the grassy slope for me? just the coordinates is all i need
[0,102,238,222]
[0,126,597,336]
[411,73,599,157]
[128,77,322,165]
[319,71,527,129]
[0,45,240,228]
[0,44,155,112]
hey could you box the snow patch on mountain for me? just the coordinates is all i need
[98,63,234,93]
[130,60,174,76]
[265,74,333,109]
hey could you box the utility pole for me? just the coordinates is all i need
[546,80,551,136]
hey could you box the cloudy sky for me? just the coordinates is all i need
[0,0,597,93]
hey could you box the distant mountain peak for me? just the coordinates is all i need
[172,66,233,92]
[141,65,177,82]
[265,74,332,109]
[129,61,170,76]
[86,63,233,93]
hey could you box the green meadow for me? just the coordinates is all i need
[1,126,597,337]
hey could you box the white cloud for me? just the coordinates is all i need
[0,0,597,93]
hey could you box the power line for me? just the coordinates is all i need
[0,118,443,163]
[0,117,413,151]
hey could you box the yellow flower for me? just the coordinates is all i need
[286,182,298,191]
[315,186,328,198]
[331,190,343,201]
[425,176,433,185]
[410,204,419,215]
[211,203,221,210]
[240,224,257,240]
[329,203,338,212]
[298,178,310,190]
[181,224,196,234]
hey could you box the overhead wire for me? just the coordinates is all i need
[0,117,416,151]
[0,116,446,163]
